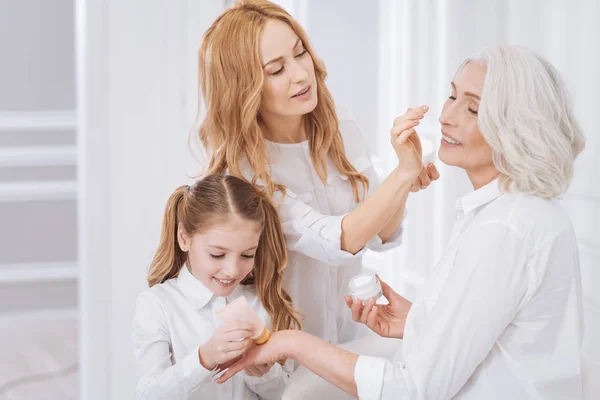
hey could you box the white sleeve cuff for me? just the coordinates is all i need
[181,345,213,384]
[243,363,288,400]
[297,213,367,265]
[354,355,387,400]
[243,362,286,386]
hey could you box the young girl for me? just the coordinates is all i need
[132,174,301,399]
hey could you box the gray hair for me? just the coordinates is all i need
[461,45,585,199]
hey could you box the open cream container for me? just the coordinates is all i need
[216,295,271,345]
[348,273,383,304]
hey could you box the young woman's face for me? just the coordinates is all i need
[178,216,261,297]
[258,19,318,119]
[438,61,494,174]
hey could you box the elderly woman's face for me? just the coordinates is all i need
[438,62,494,172]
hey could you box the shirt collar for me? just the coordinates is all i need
[176,264,248,310]
[455,179,504,215]
[177,265,214,309]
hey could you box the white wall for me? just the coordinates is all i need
[77,1,224,398]
[0,0,75,111]
[0,0,77,313]
[306,0,380,157]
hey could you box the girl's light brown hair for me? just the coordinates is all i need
[147,174,301,333]
[198,0,369,201]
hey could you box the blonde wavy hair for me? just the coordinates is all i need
[148,174,301,333]
[198,0,369,201]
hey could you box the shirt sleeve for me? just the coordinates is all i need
[277,189,368,266]
[243,361,291,400]
[132,291,213,399]
[274,106,406,265]
[354,222,531,399]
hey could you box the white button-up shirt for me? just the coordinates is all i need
[244,106,403,345]
[132,266,289,400]
[355,180,584,399]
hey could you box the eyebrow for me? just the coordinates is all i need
[262,38,302,68]
[451,81,481,100]
[208,245,258,252]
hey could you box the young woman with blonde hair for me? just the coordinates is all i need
[198,0,439,345]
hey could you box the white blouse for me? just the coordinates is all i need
[355,180,584,399]
[132,266,289,400]
[244,106,404,345]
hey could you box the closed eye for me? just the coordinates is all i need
[271,66,284,76]
[295,49,307,58]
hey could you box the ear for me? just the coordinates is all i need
[177,224,190,252]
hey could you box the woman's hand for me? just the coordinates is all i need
[243,363,275,377]
[390,106,441,191]
[344,276,412,339]
[390,106,428,179]
[411,163,441,192]
[198,321,255,370]
[215,330,291,384]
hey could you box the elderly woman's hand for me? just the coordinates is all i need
[345,276,412,339]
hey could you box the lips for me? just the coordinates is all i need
[441,130,462,145]
[214,277,236,287]
[292,85,311,98]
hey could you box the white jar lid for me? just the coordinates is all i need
[348,273,381,299]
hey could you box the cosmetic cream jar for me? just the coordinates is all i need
[348,273,383,304]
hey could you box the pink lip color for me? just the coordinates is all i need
[440,130,462,147]
[292,85,311,99]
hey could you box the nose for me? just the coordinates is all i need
[290,59,309,84]
[221,258,242,278]
[439,100,458,127]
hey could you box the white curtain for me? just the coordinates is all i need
[376,0,600,395]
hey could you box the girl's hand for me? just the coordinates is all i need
[198,321,255,370]
[215,330,291,384]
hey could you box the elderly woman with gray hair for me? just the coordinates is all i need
[216,45,586,399]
